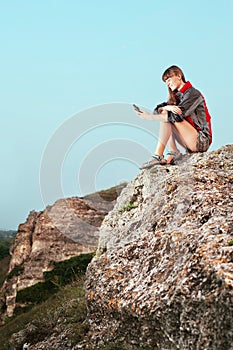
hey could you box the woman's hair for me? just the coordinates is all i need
[162,65,186,105]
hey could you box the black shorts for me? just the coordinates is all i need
[196,131,210,152]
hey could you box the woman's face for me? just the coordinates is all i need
[165,74,183,91]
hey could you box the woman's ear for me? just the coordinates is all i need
[177,74,182,81]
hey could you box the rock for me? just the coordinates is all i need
[85,145,233,349]
[0,184,126,320]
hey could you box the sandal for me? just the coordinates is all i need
[139,155,167,170]
[166,150,183,165]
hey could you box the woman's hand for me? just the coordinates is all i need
[162,105,182,114]
[134,104,182,121]
[135,108,168,122]
[135,109,155,120]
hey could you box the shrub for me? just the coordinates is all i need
[120,202,138,212]
[44,252,94,286]
[0,239,11,260]
[7,265,24,279]
[16,253,94,305]
[16,280,57,304]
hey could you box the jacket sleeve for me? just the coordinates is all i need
[153,102,167,114]
[178,88,204,117]
[167,88,204,123]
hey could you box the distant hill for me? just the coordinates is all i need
[0,230,17,240]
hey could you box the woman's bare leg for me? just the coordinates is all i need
[150,110,198,166]
[172,119,198,152]
[168,133,179,152]
[154,121,172,156]
[166,133,181,163]
[154,118,198,164]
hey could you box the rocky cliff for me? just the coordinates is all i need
[0,185,126,320]
[86,145,233,350]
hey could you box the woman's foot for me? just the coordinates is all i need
[140,155,167,170]
[166,150,183,165]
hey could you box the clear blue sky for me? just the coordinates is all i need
[1,0,232,230]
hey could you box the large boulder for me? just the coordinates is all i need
[85,145,233,350]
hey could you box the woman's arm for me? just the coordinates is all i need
[135,109,168,121]
[162,105,182,114]
[135,104,182,121]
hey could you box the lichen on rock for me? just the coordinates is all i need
[85,145,233,350]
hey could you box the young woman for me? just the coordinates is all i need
[134,65,212,169]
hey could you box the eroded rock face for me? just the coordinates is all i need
[86,145,233,350]
[1,185,126,320]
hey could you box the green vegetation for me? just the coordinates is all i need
[0,234,15,286]
[7,265,24,279]
[0,276,137,350]
[0,252,141,349]
[120,201,138,212]
[0,253,94,349]
[0,278,87,350]
[44,253,94,285]
[228,239,233,246]
[16,253,94,306]
[0,236,14,260]
[0,256,10,287]
[0,240,11,260]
